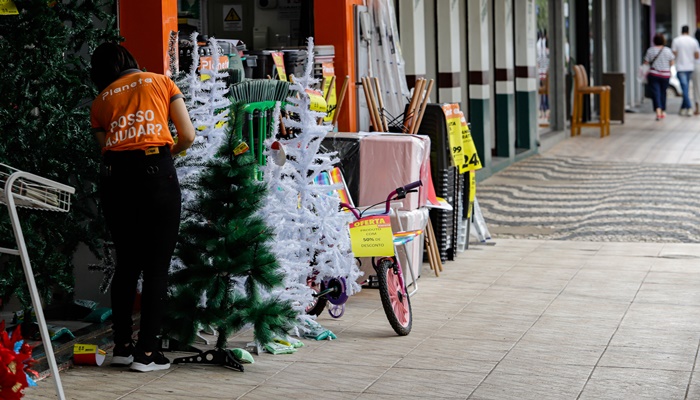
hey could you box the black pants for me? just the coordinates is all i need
[100,146,181,352]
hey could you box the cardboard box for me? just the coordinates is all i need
[322,133,431,211]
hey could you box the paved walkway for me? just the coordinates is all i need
[32,108,700,399]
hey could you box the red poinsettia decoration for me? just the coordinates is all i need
[0,321,37,399]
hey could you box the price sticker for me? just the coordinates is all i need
[270,52,287,82]
[321,63,336,123]
[306,88,327,113]
[73,344,106,366]
[233,141,250,156]
[0,0,18,15]
[349,215,395,257]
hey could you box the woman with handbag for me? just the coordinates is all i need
[644,34,675,121]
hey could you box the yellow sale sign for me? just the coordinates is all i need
[459,113,482,173]
[349,215,395,257]
[442,104,465,169]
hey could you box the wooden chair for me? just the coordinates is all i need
[571,65,611,137]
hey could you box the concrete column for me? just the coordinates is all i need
[514,0,538,151]
[436,0,462,103]
[314,0,364,132]
[494,0,515,157]
[120,0,178,74]
[548,0,566,130]
[468,0,492,169]
[673,0,695,38]
[399,0,427,89]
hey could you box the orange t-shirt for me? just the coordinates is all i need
[90,70,184,152]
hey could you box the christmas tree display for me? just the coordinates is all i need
[171,33,231,209]
[166,102,297,355]
[262,38,360,319]
[0,0,119,307]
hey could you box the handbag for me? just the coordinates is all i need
[638,64,650,84]
[639,48,664,84]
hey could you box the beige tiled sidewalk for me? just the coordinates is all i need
[32,108,700,399]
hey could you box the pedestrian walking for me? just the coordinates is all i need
[89,43,195,372]
[644,34,675,121]
[672,25,699,116]
[693,29,700,114]
[537,31,550,121]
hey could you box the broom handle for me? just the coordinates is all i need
[365,77,383,132]
[411,79,434,134]
[361,77,378,132]
[332,75,350,127]
[373,77,389,132]
[404,78,424,133]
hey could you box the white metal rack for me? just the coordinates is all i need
[0,163,74,400]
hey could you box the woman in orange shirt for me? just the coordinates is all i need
[90,43,195,372]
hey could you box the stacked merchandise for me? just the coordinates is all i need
[415,104,460,262]
[320,132,431,281]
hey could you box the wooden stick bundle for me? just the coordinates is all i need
[410,78,434,134]
[403,78,425,133]
[373,77,389,132]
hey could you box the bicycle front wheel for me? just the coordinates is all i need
[305,279,328,317]
[375,258,412,336]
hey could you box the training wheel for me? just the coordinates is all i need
[325,277,348,305]
[328,303,345,318]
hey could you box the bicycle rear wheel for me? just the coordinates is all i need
[375,258,412,336]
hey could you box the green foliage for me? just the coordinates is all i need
[0,0,119,307]
[166,102,296,349]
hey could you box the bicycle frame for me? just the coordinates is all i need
[340,180,423,298]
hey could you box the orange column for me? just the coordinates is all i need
[119,0,178,74]
[315,0,362,132]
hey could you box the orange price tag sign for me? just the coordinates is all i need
[271,52,287,81]
[349,215,395,257]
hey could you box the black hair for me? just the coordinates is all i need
[682,25,690,34]
[90,43,140,92]
[653,33,665,46]
[696,28,700,43]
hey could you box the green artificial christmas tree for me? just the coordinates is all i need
[0,0,119,307]
[166,102,297,367]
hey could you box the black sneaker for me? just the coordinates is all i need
[130,349,170,372]
[111,343,134,366]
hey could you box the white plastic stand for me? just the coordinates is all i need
[0,163,74,400]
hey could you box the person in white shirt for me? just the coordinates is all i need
[671,25,700,116]
[693,29,700,114]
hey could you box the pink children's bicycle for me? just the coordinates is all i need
[306,180,423,336]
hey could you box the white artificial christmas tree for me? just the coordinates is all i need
[263,38,361,320]
[172,33,231,208]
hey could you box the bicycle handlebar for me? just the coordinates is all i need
[384,180,423,215]
[340,180,423,219]
[403,180,422,192]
